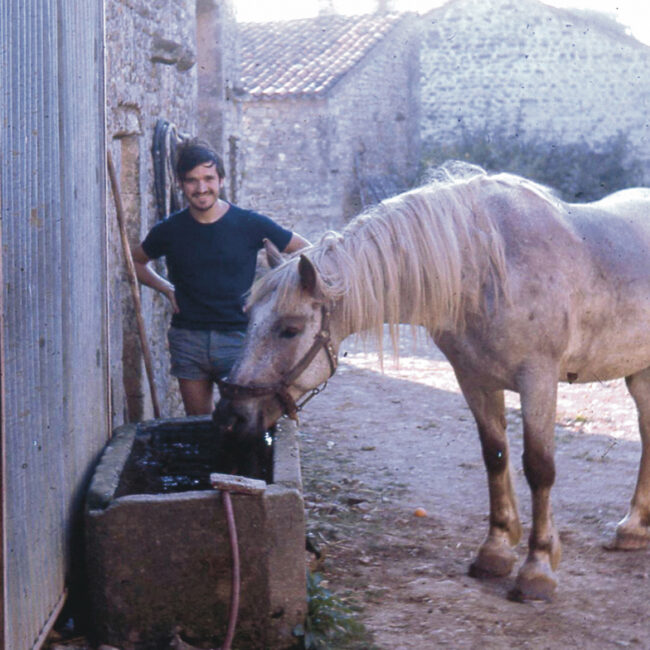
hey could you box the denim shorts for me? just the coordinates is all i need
[167,327,246,381]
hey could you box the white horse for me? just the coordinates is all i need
[215,163,650,601]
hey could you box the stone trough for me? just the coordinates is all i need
[85,416,306,649]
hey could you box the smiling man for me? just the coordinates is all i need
[132,138,309,415]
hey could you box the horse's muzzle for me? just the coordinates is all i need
[217,377,300,422]
[211,397,240,434]
[211,397,274,479]
[212,392,281,444]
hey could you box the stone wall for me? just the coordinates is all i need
[420,0,650,180]
[197,0,239,156]
[105,0,198,423]
[329,16,420,220]
[233,16,420,241]
[235,97,338,238]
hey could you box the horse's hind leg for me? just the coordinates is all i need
[611,367,650,549]
[456,378,522,578]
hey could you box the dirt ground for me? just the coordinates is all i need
[47,327,649,650]
[298,327,650,650]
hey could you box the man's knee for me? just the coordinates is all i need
[178,378,214,415]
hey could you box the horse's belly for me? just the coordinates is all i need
[559,362,646,384]
[560,280,650,383]
[560,342,650,383]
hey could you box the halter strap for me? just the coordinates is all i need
[217,305,338,420]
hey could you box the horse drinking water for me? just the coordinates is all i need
[215,164,650,601]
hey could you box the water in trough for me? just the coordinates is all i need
[114,422,274,496]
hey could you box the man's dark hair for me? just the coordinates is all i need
[175,138,226,181]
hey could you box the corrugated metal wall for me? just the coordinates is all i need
[0,2,109,648]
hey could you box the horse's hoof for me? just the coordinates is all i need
[509,560,557,602]
[469,537,517,578]
[604,529,650,551]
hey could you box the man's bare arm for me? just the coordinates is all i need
[131,244,179,313]
[283,233,311,253]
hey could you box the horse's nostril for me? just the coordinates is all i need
[213,411,236,433]
[212,399,247,437]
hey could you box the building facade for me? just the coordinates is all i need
[231,13,421,239]
[420,0,650,180]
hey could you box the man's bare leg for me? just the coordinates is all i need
[178,378,214,415]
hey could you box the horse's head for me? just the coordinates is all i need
[213,248,340,447]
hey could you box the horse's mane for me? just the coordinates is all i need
[249,163,559,355]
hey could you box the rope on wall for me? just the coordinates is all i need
[152,119,189,221]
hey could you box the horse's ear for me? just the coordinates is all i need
[264,238,283,269]
[298,254,320,297]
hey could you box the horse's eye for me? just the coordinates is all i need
[279,326,300,339]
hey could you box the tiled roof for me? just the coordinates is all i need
[238,13,408,100]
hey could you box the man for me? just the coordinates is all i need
[132,139,310,415]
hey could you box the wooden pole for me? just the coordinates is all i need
[107,150,161,419]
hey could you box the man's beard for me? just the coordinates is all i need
[190,192,217,211]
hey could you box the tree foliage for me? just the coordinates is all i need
[421,125,645,202]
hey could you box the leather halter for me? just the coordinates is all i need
[217,305,338,421]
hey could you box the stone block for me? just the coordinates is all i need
[85,416,306,649]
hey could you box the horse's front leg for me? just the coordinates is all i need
[456,377,522,578]
[610,368,650,549]
[510,365,561,601]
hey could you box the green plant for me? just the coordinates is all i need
[293,572,367,649]
[420,123,645,202]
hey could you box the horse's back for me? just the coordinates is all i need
[564,190,650,282]
[459,179,650,384]
[590,187,650,208]
[488,180,650,284]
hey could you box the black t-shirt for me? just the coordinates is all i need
[142,205,292,330]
